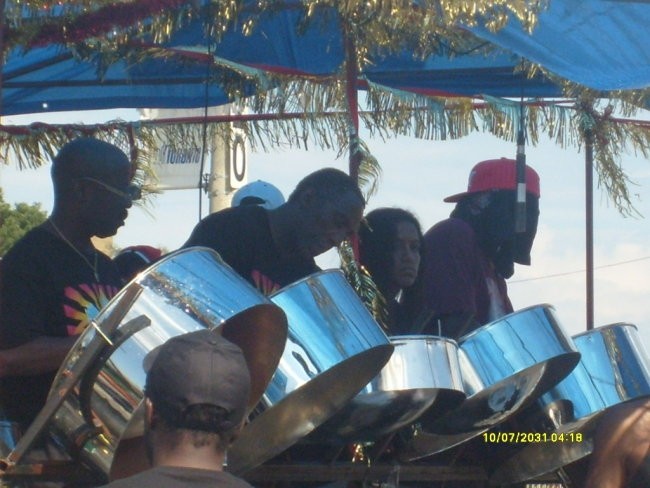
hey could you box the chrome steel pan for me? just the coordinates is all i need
[47,247,288,480]
[308,335,466,443]
[491,322,650,485]
[227,270,394,474]
[427,304,580,435]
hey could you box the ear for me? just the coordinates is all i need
[296,186,316,209]
[145,397,157,429]
[468,192,491,214]
[76,179,94,205]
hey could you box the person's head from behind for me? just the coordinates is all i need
[114,245,162,284]
[51,137,140,238]
[286,168,365,259]
[143,329,251,465]
[231,180,285,210]
[445,157,540,278]
[359,208,422,299]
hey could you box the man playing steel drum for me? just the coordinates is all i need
[0,138,139,434]
[184,167,365,295]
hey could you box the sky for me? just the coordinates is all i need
[2,108,650,354]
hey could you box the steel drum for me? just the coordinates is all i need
[308,335,466,443]
[427,304,580,435]
[227,270,394,474]
[491,322,650,485]
[396,342,528,462]
[46,247,288,480]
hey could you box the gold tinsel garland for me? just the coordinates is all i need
[338,238,390,331]
[2,82,650,215]
[4,1,546,58]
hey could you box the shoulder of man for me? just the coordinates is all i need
[423,217,476,244]
[2,226,54,267]
[187,206,267,239]
[97,466,254,488]
[214,470,255,487]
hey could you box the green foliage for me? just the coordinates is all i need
[0,189,48,256]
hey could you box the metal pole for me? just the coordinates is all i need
[515,99,527,233]
[209,135,229,214]
[585,131,595,330]
[343,26,360,183]
[0,0,6,118]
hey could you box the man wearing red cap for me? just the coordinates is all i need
[403,158,540,339]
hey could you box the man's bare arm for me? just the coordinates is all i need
[0,335,78,377]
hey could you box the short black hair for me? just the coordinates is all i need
[359,207,422,290]
[288,167,364,206]
[51,137,130,196]
[154,403,234,450]
[153,401,236,434]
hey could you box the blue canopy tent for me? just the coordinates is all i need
[3,0,650,118]
[1,17,562,117]
[470,0,650,91]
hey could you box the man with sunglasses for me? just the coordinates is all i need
[0,137,139,435]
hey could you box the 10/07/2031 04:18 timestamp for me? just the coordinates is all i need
[482,431,584,444]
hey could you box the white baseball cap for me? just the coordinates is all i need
[231,180,285,210]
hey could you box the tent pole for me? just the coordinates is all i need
[343,26,360,183]
[0,0,6,117]
[585,131,595,330]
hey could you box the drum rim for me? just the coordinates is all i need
[389,334,460,347]
[572,322,638,340]
[268,268,345,298]
[458,303,556,344]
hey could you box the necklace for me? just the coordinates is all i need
[48,219,100,282]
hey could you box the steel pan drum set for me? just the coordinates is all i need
[1,247,649,486]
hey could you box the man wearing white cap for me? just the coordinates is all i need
[231,180,285,210]
[402,157,540,339]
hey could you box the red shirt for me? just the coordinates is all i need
[418,217,513,338]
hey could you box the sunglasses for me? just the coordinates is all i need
[80,177,142,202]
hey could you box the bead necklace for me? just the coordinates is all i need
[48,219,100,282]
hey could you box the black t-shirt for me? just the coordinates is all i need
[183,206,319,295]
[102,466,252,488]
[0,226,121,429]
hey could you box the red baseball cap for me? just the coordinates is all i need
[444,158,540,203]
